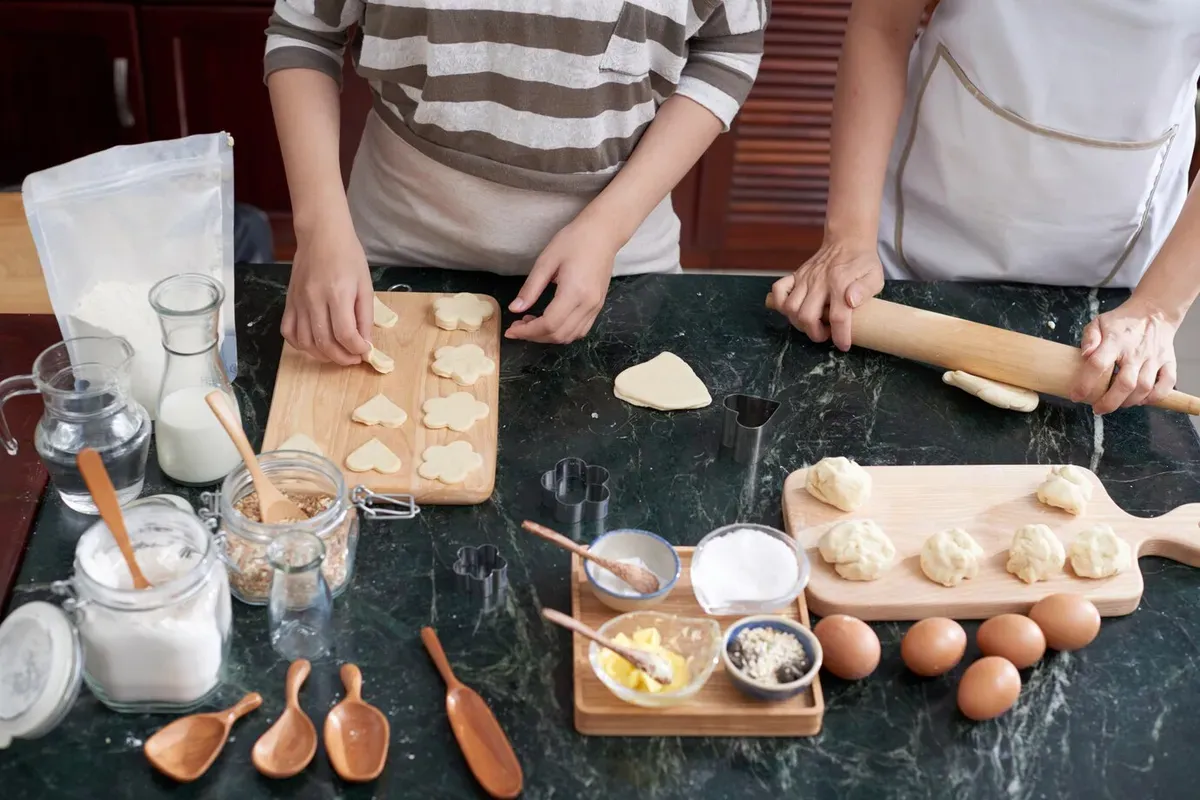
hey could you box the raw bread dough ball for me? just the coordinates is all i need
[1005,523,1065,584]
[1036,465,1093,515]
[1069,524,1132,578]
[920,528,985,587]
[818,520,896,581]
[942,370,1039,412]
[805,456,872,512]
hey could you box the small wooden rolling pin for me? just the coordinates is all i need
[764,294,1200,416]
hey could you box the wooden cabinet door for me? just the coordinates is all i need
[0,2,146,187]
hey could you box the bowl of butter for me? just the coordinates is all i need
[589,610,721,708]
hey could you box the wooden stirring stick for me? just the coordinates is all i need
[542,609,675,686]
[522,520,661,594]
[77,448,151,589]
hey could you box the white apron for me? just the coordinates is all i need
[878,0,1200,288]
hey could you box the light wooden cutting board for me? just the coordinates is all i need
[261,291,499,505]
[781,464,1200,621]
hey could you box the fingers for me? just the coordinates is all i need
[846,268,884,309]
[781,279,809,330]
[1121,358,1160,409]
[1146,361,1178,406]
[354,282,374,347]
[770,274,795,313]
[510,257,556,314]
[506,293,579,344]
[1071,332,1122,405]
[827,289,853,352]
[1094,356,1142,415]
[1079,319,1102,358]
[797,284,830,343]
[331,295,370,362]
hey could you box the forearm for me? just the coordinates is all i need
[1132,179,1200,323]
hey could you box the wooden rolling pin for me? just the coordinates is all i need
[764,294,1200,416]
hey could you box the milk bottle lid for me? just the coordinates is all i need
[0,601,83,748]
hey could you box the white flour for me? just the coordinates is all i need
[69,281,164,418]
[693,528,800,607]
[590,556,658,596]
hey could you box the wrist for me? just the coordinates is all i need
[1131,285,1189,327]
[823,217,878,253]
[574,198,633,254]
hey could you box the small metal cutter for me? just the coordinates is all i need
[452,544,509,610]
[540,457,610,524]
[720,394,782,465]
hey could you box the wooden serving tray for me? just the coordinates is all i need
[782,464,1200,621]
[261,292,499,505]
[570,548,825,737]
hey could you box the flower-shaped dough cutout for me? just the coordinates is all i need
[422,391,490,432]
[431,344,495,386]
[433,292,494,332]
[418,440,483,484]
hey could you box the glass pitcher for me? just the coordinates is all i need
[0,336,152,514]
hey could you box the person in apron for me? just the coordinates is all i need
[771,0,1200,414]
[264,1,768,361]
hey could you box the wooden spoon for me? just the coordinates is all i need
[204,389,304,523]
[252,659,317,779]
[420,627,523,800]
[542,608,674,685]
[77,447,151,590]
[144,692,262,782]
[522,520,660,594]
[323,664,389,783]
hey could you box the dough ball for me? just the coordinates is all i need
[942,370,1039,412]
[818,520,896,581]
[1005,524,1065,584]
[920,528,985,587]
[1036,465,1093,515]
[805,456,872,512]
[1069,524,1132,578]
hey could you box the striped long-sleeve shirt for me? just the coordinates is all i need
[264,1,767,192]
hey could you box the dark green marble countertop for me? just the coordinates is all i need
[5,267,1200,799]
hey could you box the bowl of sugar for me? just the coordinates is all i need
[690,523,810,616]
[584,529,681,613]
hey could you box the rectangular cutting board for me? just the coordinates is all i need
[261,291,499,505]
[781,464,1200,621]
[571,548,824,737]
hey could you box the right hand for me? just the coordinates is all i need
[770,240,884,351]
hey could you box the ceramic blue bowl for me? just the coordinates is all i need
[584,529,681,613]
[721,615,823,701]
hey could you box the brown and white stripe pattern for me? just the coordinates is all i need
[265,0,767,191]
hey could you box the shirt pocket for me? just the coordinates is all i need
[600,1,685,82]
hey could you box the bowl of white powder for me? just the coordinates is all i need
[584,529,680,613]
[690,524,810,616]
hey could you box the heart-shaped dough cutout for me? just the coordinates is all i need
[278,433,324,457]
[614,352,711,411]
[431,344,494,386]
[433,292,494,332]
[353,394,408,427]
[366,345,395,374]
[422,391,489,432]
[418,440,482,484]
[373,295,398,328]
[345,437,402,474]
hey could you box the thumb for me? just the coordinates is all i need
[1080,320,1102,357]
[845,270,883,309]
[510,256,557,313]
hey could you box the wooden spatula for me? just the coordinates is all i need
[542,609,675,685]
[522,520,661,594]
[77,447,151,589]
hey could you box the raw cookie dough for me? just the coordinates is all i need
[345,438,402,474]
[352,394,408,427]
[1069,524,1132,578]
[433,292,494,332]
[422,391,489,432]
[805,456,872,512]
[278,433,324,456]
[372,295,398,328]
[1036,465,1093,515]
[818,519,896,581]
[418,440,483,484]
[1005,523,1065,584]
[613,352,712,411]
[920,528,986,587]
[942,370,1039,413]
[365,345,395,374]
[431,344,495,386]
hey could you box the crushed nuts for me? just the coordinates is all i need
[727,626,812,685]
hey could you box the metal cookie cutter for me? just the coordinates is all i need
[540,457,610,524]
[453,544,509,610]
[720,394,782,465]
[351,486,421,520]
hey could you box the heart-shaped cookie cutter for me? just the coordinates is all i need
[720,393,781,465]
[452,544,508,608]
[540,457,610,524]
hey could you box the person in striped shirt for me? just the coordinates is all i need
[264,1,768,362]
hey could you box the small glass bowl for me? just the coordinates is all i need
[690,523,810,616]
[588,610,721,708]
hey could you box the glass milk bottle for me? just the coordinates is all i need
[150,274,243,486]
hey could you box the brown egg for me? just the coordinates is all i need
[813,615,880,680]
[977,614,1047,669]
[1028,594,1101,651]
[900,617,967,677]
[957,657,1022,721]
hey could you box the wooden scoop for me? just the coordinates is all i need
[144,692,262,782]
[252,659,317,779]
[542,608,674,686]
[323,664,389,783]
[77,447,151,590]
[420,627,523,799]
[522,520,661,594]
[204,389,304,523]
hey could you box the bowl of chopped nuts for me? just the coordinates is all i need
[721,615,823,701]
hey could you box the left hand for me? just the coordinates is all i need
[1070,295,1180,414]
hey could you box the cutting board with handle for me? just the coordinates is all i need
[781,464,1200,620]
[261,291,499,505]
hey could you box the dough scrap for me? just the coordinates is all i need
[943,370,1039,413]
[431,344,495,386]
[1005,523,1065,584]
[345,438,402,474]
[920,528,986,587]
[352,394,408,427]
[805,456,871,512]
[418,440,483,484]
[433,292,494,332]
[1069,524,1132,578]
[613,352,712,411]
[422,391,489,432]
[818,519,896,581]
[1036,465,1093,515]
[278,433,324,457]
[366,345,395,374]
[372,295,398,328]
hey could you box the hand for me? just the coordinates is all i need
[1070,295,1180,414]
[770,240,884,351]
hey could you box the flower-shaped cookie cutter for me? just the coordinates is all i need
[540,457,610,524]
[453,544,508,608]
[720,393,781,465]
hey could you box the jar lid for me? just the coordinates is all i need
[0,602,84,748]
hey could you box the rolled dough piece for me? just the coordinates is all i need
[1005,523,1065,584]
[352,394,408,427]
[372,295,398,328]
[345,438,402,474]
[366,345,395,374]
[278,433,324,456]
[433,292,494,332]
[613,352,711,411]
[431,344,495,386]
[422,391,489,432]
[418,440,483,484]
[1069,524,1132,578]
[942,370,1039,412]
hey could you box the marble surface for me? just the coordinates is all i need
[4,267,1200,800]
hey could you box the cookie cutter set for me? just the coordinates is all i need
[540,457,611,524]
[453,544,509,613]
[720,393,781,465]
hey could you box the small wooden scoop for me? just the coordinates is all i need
[252,659,317,779]
[522,520,660,594]
[542,609,674,685]
[205,389,304,523]
[77,447,151,590]
[144,692,262,782]
[324,664,389,783]
[421,627,523,800]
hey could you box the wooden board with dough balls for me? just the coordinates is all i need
[261,291,500,505]
[781,464,1200,621]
